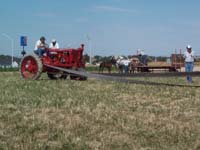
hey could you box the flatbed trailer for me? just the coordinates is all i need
[137,65,181,72]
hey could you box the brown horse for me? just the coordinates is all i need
[129,57,140,73]
[99,57,116,74]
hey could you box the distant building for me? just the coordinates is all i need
[12,61,19,68]
[0,55,20,67]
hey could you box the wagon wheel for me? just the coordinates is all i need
[20,53,43,80]
[47,73,67,80]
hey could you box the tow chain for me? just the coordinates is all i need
[102,72,200,78]
[45,64,200,88]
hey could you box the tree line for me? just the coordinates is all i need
[0,55,21,66]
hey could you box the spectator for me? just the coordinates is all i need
[184,45,195,83]
[123,59,130,73]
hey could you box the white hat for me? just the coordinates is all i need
[119,56,123,59]
[186,45,192,49]
[52,39,56,42]
[138,49,144,55]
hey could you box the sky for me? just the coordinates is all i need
[0,0,200,57]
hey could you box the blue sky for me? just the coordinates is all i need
[0,0,200,57]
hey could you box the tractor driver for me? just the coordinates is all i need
[34,36,48,57]
[49,39,59,49]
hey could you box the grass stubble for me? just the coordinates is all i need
[0,72,200,150]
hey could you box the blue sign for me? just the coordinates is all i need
[20,36,27,46]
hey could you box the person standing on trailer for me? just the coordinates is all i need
[34,36,48,57]
[138,49,148,66]
[184,45,195,83]
[137,49,149,72]
[49,39,59,49]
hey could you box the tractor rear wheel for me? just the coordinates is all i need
[20,53,43,80]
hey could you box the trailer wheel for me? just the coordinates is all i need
[169,67,177,72]
[47,73,67,80]
[20,53,42,80]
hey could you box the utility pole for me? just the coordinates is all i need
[1,33,14,67]
[87,35,92,64]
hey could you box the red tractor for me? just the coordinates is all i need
[20,44,87,80]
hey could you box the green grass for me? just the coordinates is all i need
[0,72,200,149]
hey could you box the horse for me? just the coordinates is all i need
[128,54,150,72]
[98,56,116,73]
[128,57,140,73]
[115,57,124,73]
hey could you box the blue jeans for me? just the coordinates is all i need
[185,62,194,82]
[139,55,148,65]
[35,48,45,57]
[124,65,129,74]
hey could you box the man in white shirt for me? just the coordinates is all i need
[184,45,195,83]
[121,58,131,74]
[49,39,59,49]
[34,36,48,57]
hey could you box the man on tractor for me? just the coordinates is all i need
[34,36,48,57]
[49,39,59,49]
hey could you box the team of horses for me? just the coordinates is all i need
[98,55,148,74]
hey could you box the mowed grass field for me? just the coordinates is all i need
[0,72,200,150]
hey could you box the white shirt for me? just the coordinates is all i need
[34,40,47,50]
[184,51,195,62]
[121,60,131,66]
[49,42,59,49]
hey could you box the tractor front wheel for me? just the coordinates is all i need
[20,54,43,80]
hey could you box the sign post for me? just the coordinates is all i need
[20,36,27,56]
